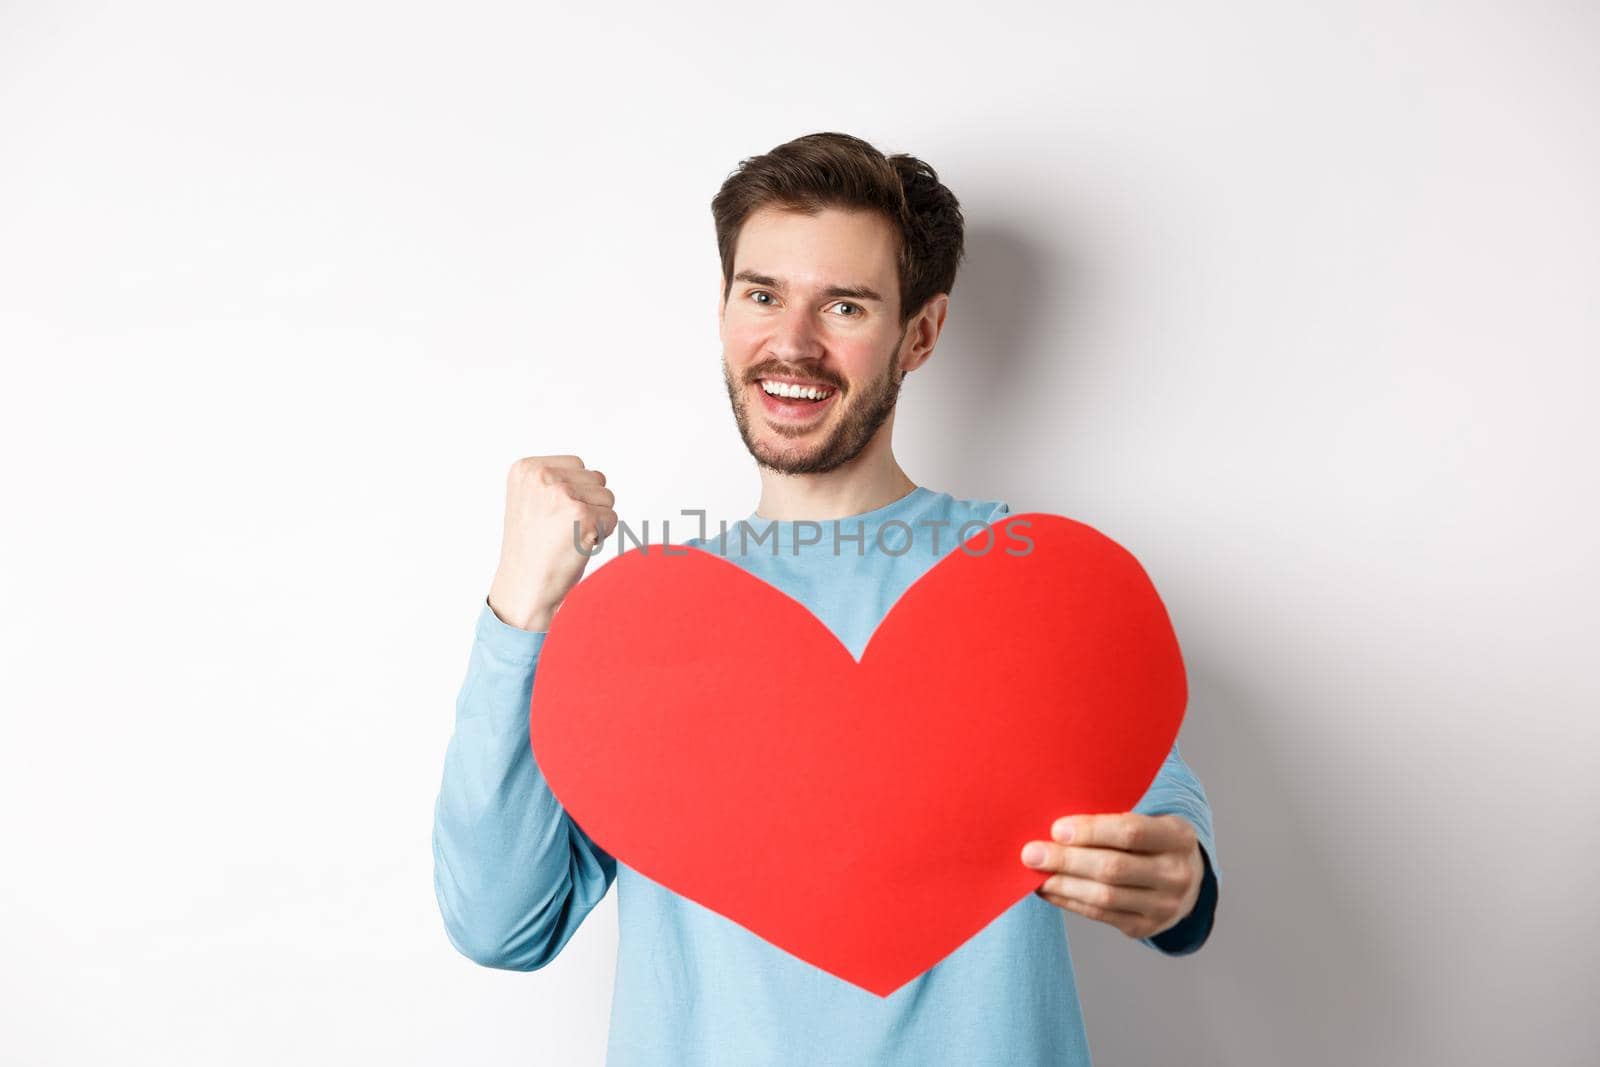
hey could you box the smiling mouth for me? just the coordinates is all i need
[758,377,836,401]
[753,378,838,421]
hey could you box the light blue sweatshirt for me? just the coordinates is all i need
[433,486,1220,1066]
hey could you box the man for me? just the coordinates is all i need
[433,131,1220,1065]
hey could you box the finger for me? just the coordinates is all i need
[1021,840,1070,873]
[558,467,608,486]
[511,454,585,481]
[573,506,618,543]
[563,482,616,508]
[1037,873,1165,914]
[1052,812,1194,855]
[1023,841,1168,889]
[542,465,608,489]
[1036,889,1150,936]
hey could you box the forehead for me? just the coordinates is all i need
[733,205,899,288]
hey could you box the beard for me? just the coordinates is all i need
[722,333,909,476]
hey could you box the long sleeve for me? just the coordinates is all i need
[1131,740,1221,956]
[431,598,617,970]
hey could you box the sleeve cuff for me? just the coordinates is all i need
[474,596,548,664]
[1145,841,1218,956]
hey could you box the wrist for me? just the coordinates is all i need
[485,590,556,632]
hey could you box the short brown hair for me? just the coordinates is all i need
[711,131,966,330]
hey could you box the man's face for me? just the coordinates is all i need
[718,205,912,475]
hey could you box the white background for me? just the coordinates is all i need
[2,2,1595,1064]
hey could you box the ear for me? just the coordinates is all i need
[899,294,950,374]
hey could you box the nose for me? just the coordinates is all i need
[765,302,824,367]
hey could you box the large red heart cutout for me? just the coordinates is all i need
[529,513,1186,997]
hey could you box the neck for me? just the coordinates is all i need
[752,437,917,521]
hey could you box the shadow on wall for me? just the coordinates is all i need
[919,222,1407,1063]
[1056,663,1404,1064]
[907,218,1060,503]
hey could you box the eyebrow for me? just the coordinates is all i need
[733,270,885,303]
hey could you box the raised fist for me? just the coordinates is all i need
[486,455,617,632]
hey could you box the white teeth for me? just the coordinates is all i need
[760,379,834,401]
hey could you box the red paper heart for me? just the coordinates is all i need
[529,513,1186,996]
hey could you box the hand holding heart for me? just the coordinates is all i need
[1022,813,1204,940]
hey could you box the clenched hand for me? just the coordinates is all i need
[487,455,618,632]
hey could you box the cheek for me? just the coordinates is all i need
[722,319,766,354]
[837,340,887,380]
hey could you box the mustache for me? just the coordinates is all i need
[746,365,845,390]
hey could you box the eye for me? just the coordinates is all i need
[746,291,861,318]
